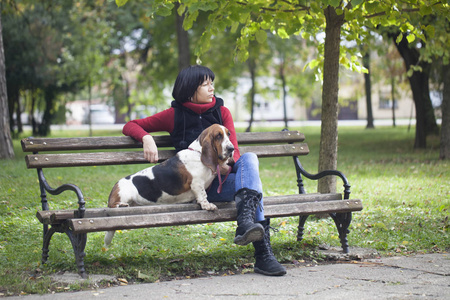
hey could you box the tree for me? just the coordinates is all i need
[117,0,450,188]
[362,51,374,129]
[384,43,406,128]
[441,63,450,159]
[3,0,111,136]
[388,30,438,148]
[0,12,14,159]
[243,39,273,132]
[175,2,191,70]
[2,1,44,135]
[268,33,312,130]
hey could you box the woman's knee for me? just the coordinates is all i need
[239,152,259,166]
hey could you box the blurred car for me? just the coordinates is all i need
[84,104,115,124]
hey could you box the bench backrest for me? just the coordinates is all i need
[22,131,309,169]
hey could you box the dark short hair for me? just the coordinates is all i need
[172,65,215,103]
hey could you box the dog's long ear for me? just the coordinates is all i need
[199,130,218,172]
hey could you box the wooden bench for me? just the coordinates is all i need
[22,130,362,278]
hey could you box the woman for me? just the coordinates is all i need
[122,65,286,276]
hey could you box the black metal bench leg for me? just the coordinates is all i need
[65,229,88,279]
[297,215,309,241]
[329,212,352,253]
[42,226,58,265]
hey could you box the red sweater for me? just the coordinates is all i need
[122,98,241,161]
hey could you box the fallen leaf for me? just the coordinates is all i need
[138,271,150,280]
[118,278,128,284]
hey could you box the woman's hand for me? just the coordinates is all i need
[142,135,159,163]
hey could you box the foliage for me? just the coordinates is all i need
[2,0,115,135]
[117,1,449,74]
[0,125,448,296]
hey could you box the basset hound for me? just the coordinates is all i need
[104,124,235,247]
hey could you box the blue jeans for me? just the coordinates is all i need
[207,152,265,222]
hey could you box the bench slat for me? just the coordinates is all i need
[238,131,305,144]
[25,143,309,169]
[25,150,174,169]
[22,136,172,152]
[21,131,305,152]
[37,193,343,224]
[69,199,362,233]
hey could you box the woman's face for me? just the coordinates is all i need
[192,77,214,104]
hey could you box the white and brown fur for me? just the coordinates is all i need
[104,124,235,247]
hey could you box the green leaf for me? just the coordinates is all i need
[115,0,128,7]
[155,3,175,17]
[424,25,435,38]
[255,30,267,43]
[188,1,218,13]
[239,12,250,23]
[177,3,186,16]
[260,20,272,30]
[230,21,239,33]
[237,49,249,62]
[406,34,415,44]
[419,5,433,15]
[329,0,341,8]
[351,0,364,7]
[365,1,378,14]
[277,27,289,39]
[305,59,320,70]
[406,68,414,77]
[396,33,403,44]
[183,10,199,30]
[340,56,350,69]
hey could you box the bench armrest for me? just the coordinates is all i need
[293,156,351,200]
[37,169,86,218]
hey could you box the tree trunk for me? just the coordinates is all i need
[7,87,19,136]
[175,3,190,71]
[318,6,345,194]
[363,52,374,129]
[38,87,55,136]
[279,57,288,129]
[0,14,14,159]
[245,58,256,133]
[88,79,92,137]
[30,89,38,136]
[440,63,450,159]
[391,75,396,127]
[15,91,23,134]
[391,34,438,148]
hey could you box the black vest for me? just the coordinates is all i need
[170,97,224,152]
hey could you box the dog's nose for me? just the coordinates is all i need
[226,145,234,155]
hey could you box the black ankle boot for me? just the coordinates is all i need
[234,188,264,245]
[252,219,286,276]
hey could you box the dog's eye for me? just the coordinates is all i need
[216,133,223,140]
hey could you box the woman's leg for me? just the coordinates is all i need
[208,153,265,244]
[207,153,285,276]
[232,152,264,222]
[207,152,265,221]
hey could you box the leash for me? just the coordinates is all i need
[216,164,232,194]
[188,147,231,194]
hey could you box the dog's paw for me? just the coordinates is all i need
[200,202,218,211]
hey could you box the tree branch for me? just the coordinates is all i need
[236,0,309,14]
[365,8,420,19]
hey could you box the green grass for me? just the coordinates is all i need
[0,125,448,296]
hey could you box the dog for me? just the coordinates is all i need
[104,124,235,246]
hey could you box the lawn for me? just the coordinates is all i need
[0,125,448,296]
